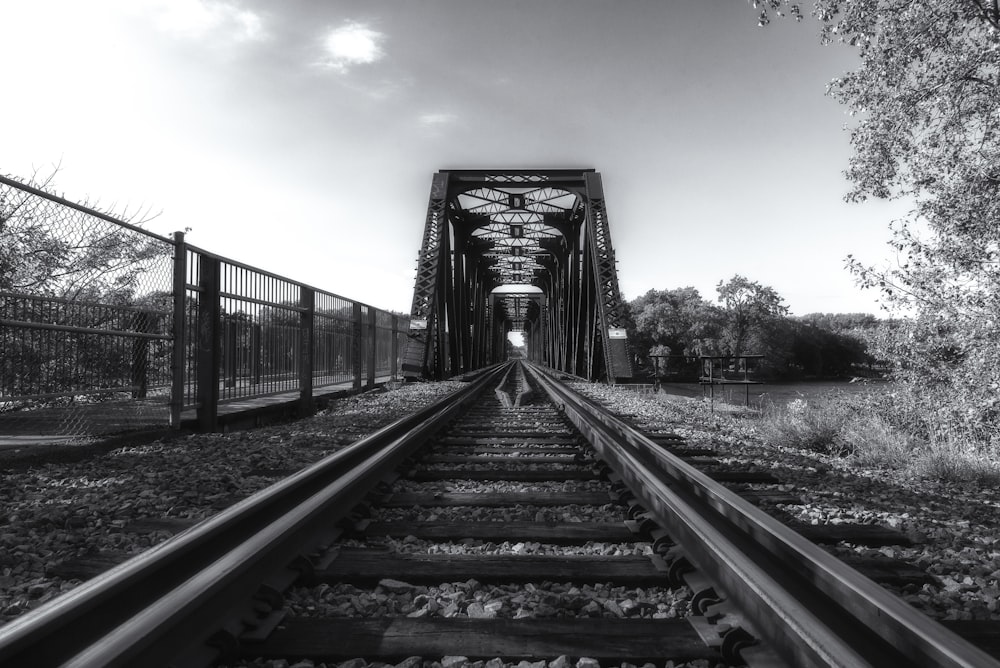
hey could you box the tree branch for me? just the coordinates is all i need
[968,0,1000,32]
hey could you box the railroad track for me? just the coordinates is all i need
[0,362,997,667]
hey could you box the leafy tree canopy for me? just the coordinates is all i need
[752,0,1000,315]
[0,170,167,302]
[629,276,874,379]
[752,0,1000,444]
[630,287,720,355]
[716,274,789,358]
[798,312,881,331]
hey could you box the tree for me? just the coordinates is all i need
[799,312,880,332]
[791,313,878,377]
[0,169,167,301]
[629,287,720,357]
[715,275,789,358]
[628,279,878,379]
[753,1,1000,444]
[1,170,171,401]
[789,319,870,377]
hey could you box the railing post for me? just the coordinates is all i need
[196,254,221,432]
[131,310,151,399]
[169,231,186,429]
[329,327,337,377]
[390,315,399,381]
[352,303,363,390]
[251,323,261,386]
[367,308,377,389]
[299,286,315,416]
[223,316,236,388]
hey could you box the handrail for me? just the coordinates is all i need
[185,242,383,312]
[524,362,1000,668]
[0,364,508,667]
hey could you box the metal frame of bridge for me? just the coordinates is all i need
[403,169,633,382]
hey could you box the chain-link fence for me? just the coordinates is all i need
[0,174,176,442]
[1,174,408,443]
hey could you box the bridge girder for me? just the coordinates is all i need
[403,169,633,382]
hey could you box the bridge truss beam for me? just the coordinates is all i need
[404,169,633,382]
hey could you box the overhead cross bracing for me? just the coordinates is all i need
[403,169,633,383]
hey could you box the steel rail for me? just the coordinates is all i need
[492,362,518,407]
[525,362,1000,668]
[512,361,534,406]
[0,364,508,668]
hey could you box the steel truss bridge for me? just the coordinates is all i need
[403,169,633,382]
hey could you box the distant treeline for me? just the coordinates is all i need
[626,276,888,380]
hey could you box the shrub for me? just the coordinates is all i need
[842,412,915,469]
[758,388,1000,482]
[759,397,855,455]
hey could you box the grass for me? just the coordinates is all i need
[654,379,1000,482]
[659,379,884,412]
[756,388,1000,483]
[759,398,857,456]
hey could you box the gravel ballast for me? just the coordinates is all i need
[573,383,1000,623]
[221,659,723,668]
[0,381,465,625]
[373,504,624,523]
[285,580,689,620]
[3,377,997,668]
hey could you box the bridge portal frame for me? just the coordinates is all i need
[402,169,632,383]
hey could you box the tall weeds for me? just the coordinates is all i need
[758,390,1000,483]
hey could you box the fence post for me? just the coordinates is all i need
[326,329,334,376]
[299,286,315,416]
[367,308,377,389]
[196,254,221,432]
[251,323,261,386]
[169,231,187,429]
[223,316,236,388]
[352,303,363,390]
[131,310,151,399]
[391,315,399,381]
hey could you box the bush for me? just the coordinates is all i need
[842,412,915,469]
[760,397,854,455]
[758,389,1000,482]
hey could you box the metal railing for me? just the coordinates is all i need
[0,173,408,440]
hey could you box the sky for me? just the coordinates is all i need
[1,0,910,317]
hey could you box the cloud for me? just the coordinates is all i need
[138,0,265,42]
[418,112,458,127]
[321,22,385,72]
[232,10,264,41]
